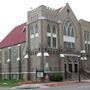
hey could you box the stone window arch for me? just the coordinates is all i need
[11,47,18,63]
[63,19,74,37]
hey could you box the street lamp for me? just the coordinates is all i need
[78,50,87,82]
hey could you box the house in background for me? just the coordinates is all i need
[0,3,90,80]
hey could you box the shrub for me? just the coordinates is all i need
[49,72,63,82]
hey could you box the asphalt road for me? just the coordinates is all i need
[54,83,90,90]
[33,83,90,90]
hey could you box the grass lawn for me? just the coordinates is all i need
[0,79,24,87]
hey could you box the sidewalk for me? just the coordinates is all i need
[11,80,90,89]
[45,80,90,87]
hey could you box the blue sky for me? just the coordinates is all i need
[0,0,90,41]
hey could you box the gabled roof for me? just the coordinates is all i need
[55,7,63,12]
[0,23,26,48]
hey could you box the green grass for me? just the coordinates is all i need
[0,79,24,87]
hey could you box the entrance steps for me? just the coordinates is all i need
[67,72,89,81]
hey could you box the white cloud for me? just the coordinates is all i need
[0,0,90,41]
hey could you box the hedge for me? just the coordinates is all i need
[49,72,63,82]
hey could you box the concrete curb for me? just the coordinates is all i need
[10,80,90,89]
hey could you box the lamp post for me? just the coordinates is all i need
[78,50,87,82]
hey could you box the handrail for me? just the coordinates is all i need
[81,69,90,78]
[66,70,72,79]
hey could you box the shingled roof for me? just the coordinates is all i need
[0,23,26,48]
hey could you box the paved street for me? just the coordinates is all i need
[55,83,90,90]
[28,83,90,90]
[0,81,90,90]
[13,82,90,90]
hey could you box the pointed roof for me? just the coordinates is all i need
[0,23,26,48]
[55,7,63,12]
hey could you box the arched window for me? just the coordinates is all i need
[35,24,38,33]
[31,26,34,34]
[63,19,75,49]
[71,28,74,37]
[47,24,57,48]
[47,24,50,33]
[64,19,74,37]
[47,24,51,47]
[11,47,18,63]
[4,50,8,64]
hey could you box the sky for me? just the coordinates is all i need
[0,0,90,41]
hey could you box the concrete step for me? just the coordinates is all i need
[68,73,89,81]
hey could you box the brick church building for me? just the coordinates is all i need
[0,3,90,80]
